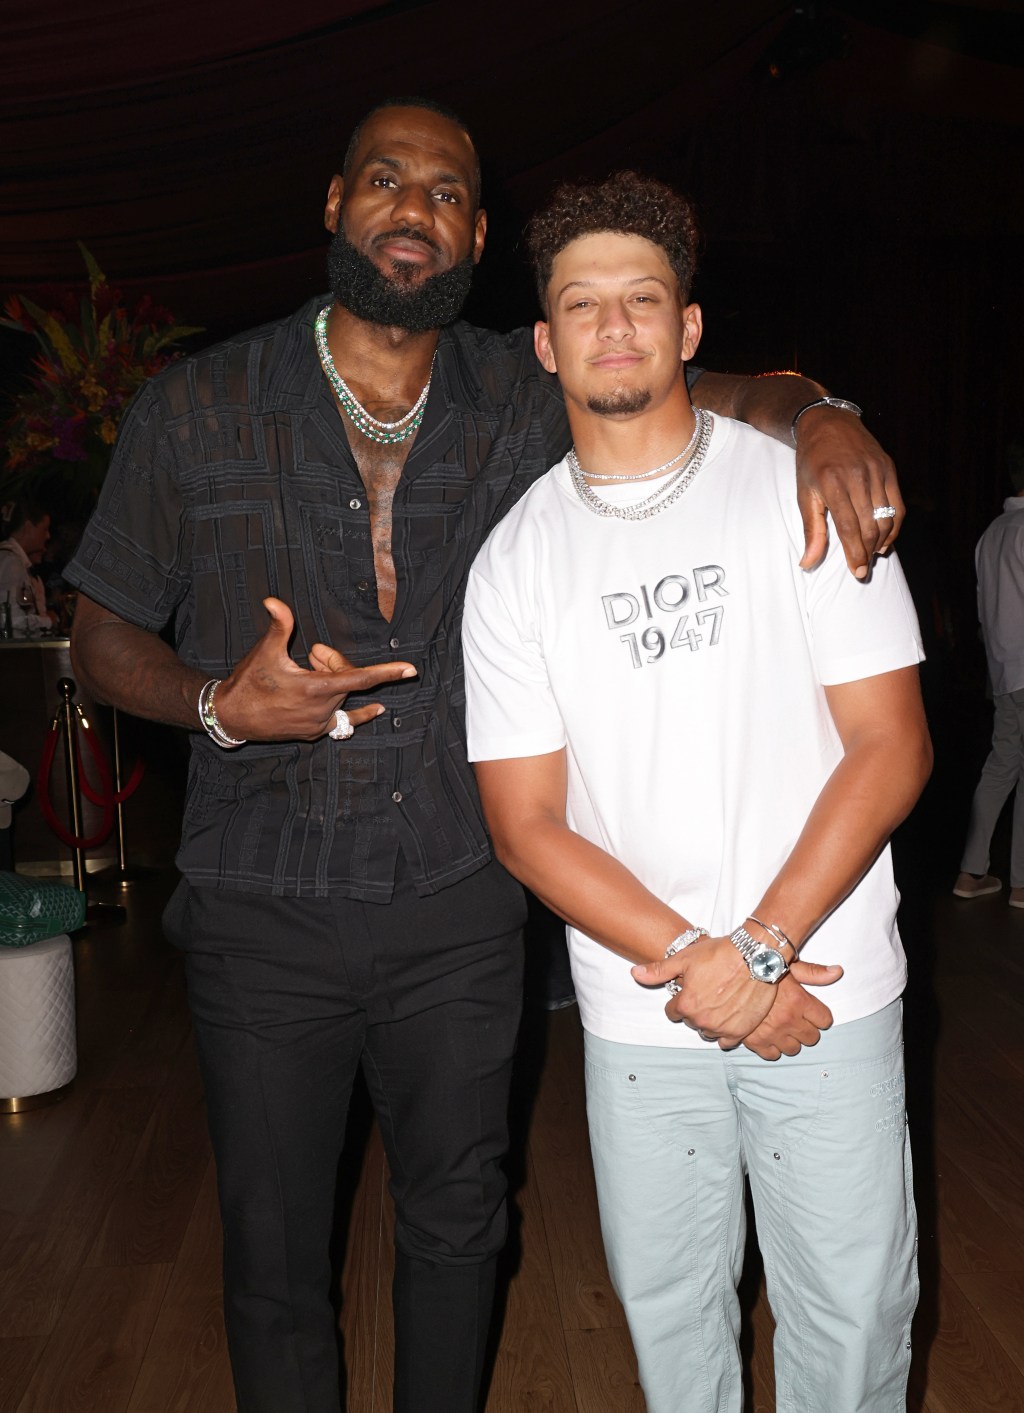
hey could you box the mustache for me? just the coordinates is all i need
[372,226,440,256]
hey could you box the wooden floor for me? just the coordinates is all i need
[0,860,1023,1412]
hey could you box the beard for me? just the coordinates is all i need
[327,227,475,333]
[586,387,652,417]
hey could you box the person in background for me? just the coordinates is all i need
[0,499,56,632]
[953,456,1024,909]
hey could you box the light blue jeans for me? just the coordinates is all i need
[584,1001,917,1412]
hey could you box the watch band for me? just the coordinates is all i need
[729,925,789,982]
[791,396,863,439]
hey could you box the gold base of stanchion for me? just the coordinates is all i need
[1,1080,74,1114]
[89,863,155,891]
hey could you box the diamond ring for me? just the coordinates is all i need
[328,708,354,741]
[872,505,897,521]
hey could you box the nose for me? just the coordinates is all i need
[597,298,635,342]
[389,182,435,231]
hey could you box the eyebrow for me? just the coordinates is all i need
[359,152,469,187]
[555,274,672,300]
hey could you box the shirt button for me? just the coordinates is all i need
[356,579,370,592]
[389,636,400,649]
[393,717,402,729]
[392,791,403,803]
[349,497,362,510]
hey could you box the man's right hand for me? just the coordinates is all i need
[214,597,416,742]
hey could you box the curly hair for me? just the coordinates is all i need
[525,171,699,312]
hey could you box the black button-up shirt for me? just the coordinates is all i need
[68,296,703,901]
[67,296,571,899]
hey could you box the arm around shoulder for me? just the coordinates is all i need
[691,367,904,578]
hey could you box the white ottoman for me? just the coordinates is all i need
[0,935,77,1112]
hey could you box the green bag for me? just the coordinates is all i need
[0,872,86,946]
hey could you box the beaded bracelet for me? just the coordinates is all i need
[198,678,247,749]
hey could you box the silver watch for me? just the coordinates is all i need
[729,926,788,984]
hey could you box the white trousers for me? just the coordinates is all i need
[584,1001,917,1413]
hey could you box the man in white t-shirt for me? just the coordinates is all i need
[461,172,932,1412]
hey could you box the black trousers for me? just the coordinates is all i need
[164,861,526,1413]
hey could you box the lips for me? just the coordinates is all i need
[590,351,647,369]
[373,229,439,265]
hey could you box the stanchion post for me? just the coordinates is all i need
[55,677,125,929]
[57,679,87,894]
[113,707,128,874]
[91,707,150,890]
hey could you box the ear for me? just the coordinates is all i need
[681,302,702,363]
[324,175,344,234]
[534,320,556,374]
[472,208,487,265]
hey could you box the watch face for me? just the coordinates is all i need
[750,946,787,983]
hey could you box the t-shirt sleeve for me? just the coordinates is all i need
[802,526,925,685]
[64,379,191,631]
[463,555,567,762]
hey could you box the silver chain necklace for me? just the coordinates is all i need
[314,304,433,446]
[566,413,703,482]
[568,411,713,521]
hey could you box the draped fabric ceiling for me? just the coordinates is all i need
[2,0,1023,618]
[4,1,1021,324]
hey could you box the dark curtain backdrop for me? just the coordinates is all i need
[2,0,1023,659]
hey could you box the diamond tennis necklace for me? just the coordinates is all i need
[568,411,713,521]
[566,413,703,482]
[314,304,433,445]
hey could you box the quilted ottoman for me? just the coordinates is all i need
[0,934,77,1112]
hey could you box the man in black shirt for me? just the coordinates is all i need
[68,98,905,1413]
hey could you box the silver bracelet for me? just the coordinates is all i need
[665,927,709,958]
[198,678,247,749]
[747,916,798,961]
[663,926,709,995]
[791,396,863,440]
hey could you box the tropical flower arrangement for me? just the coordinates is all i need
[1,244,202,506]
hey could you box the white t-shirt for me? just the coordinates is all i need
[463,415,924,1047]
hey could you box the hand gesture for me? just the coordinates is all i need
[795,409,904,579]
[214,597,416,742]
[632,939,842,1055]
[632,934,776,1048]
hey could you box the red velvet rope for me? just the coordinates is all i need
[36,720,114,851]
[74,710,146,807]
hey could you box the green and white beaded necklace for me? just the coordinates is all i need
[314,304,434,446]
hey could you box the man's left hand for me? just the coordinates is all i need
[795,408,904,579]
